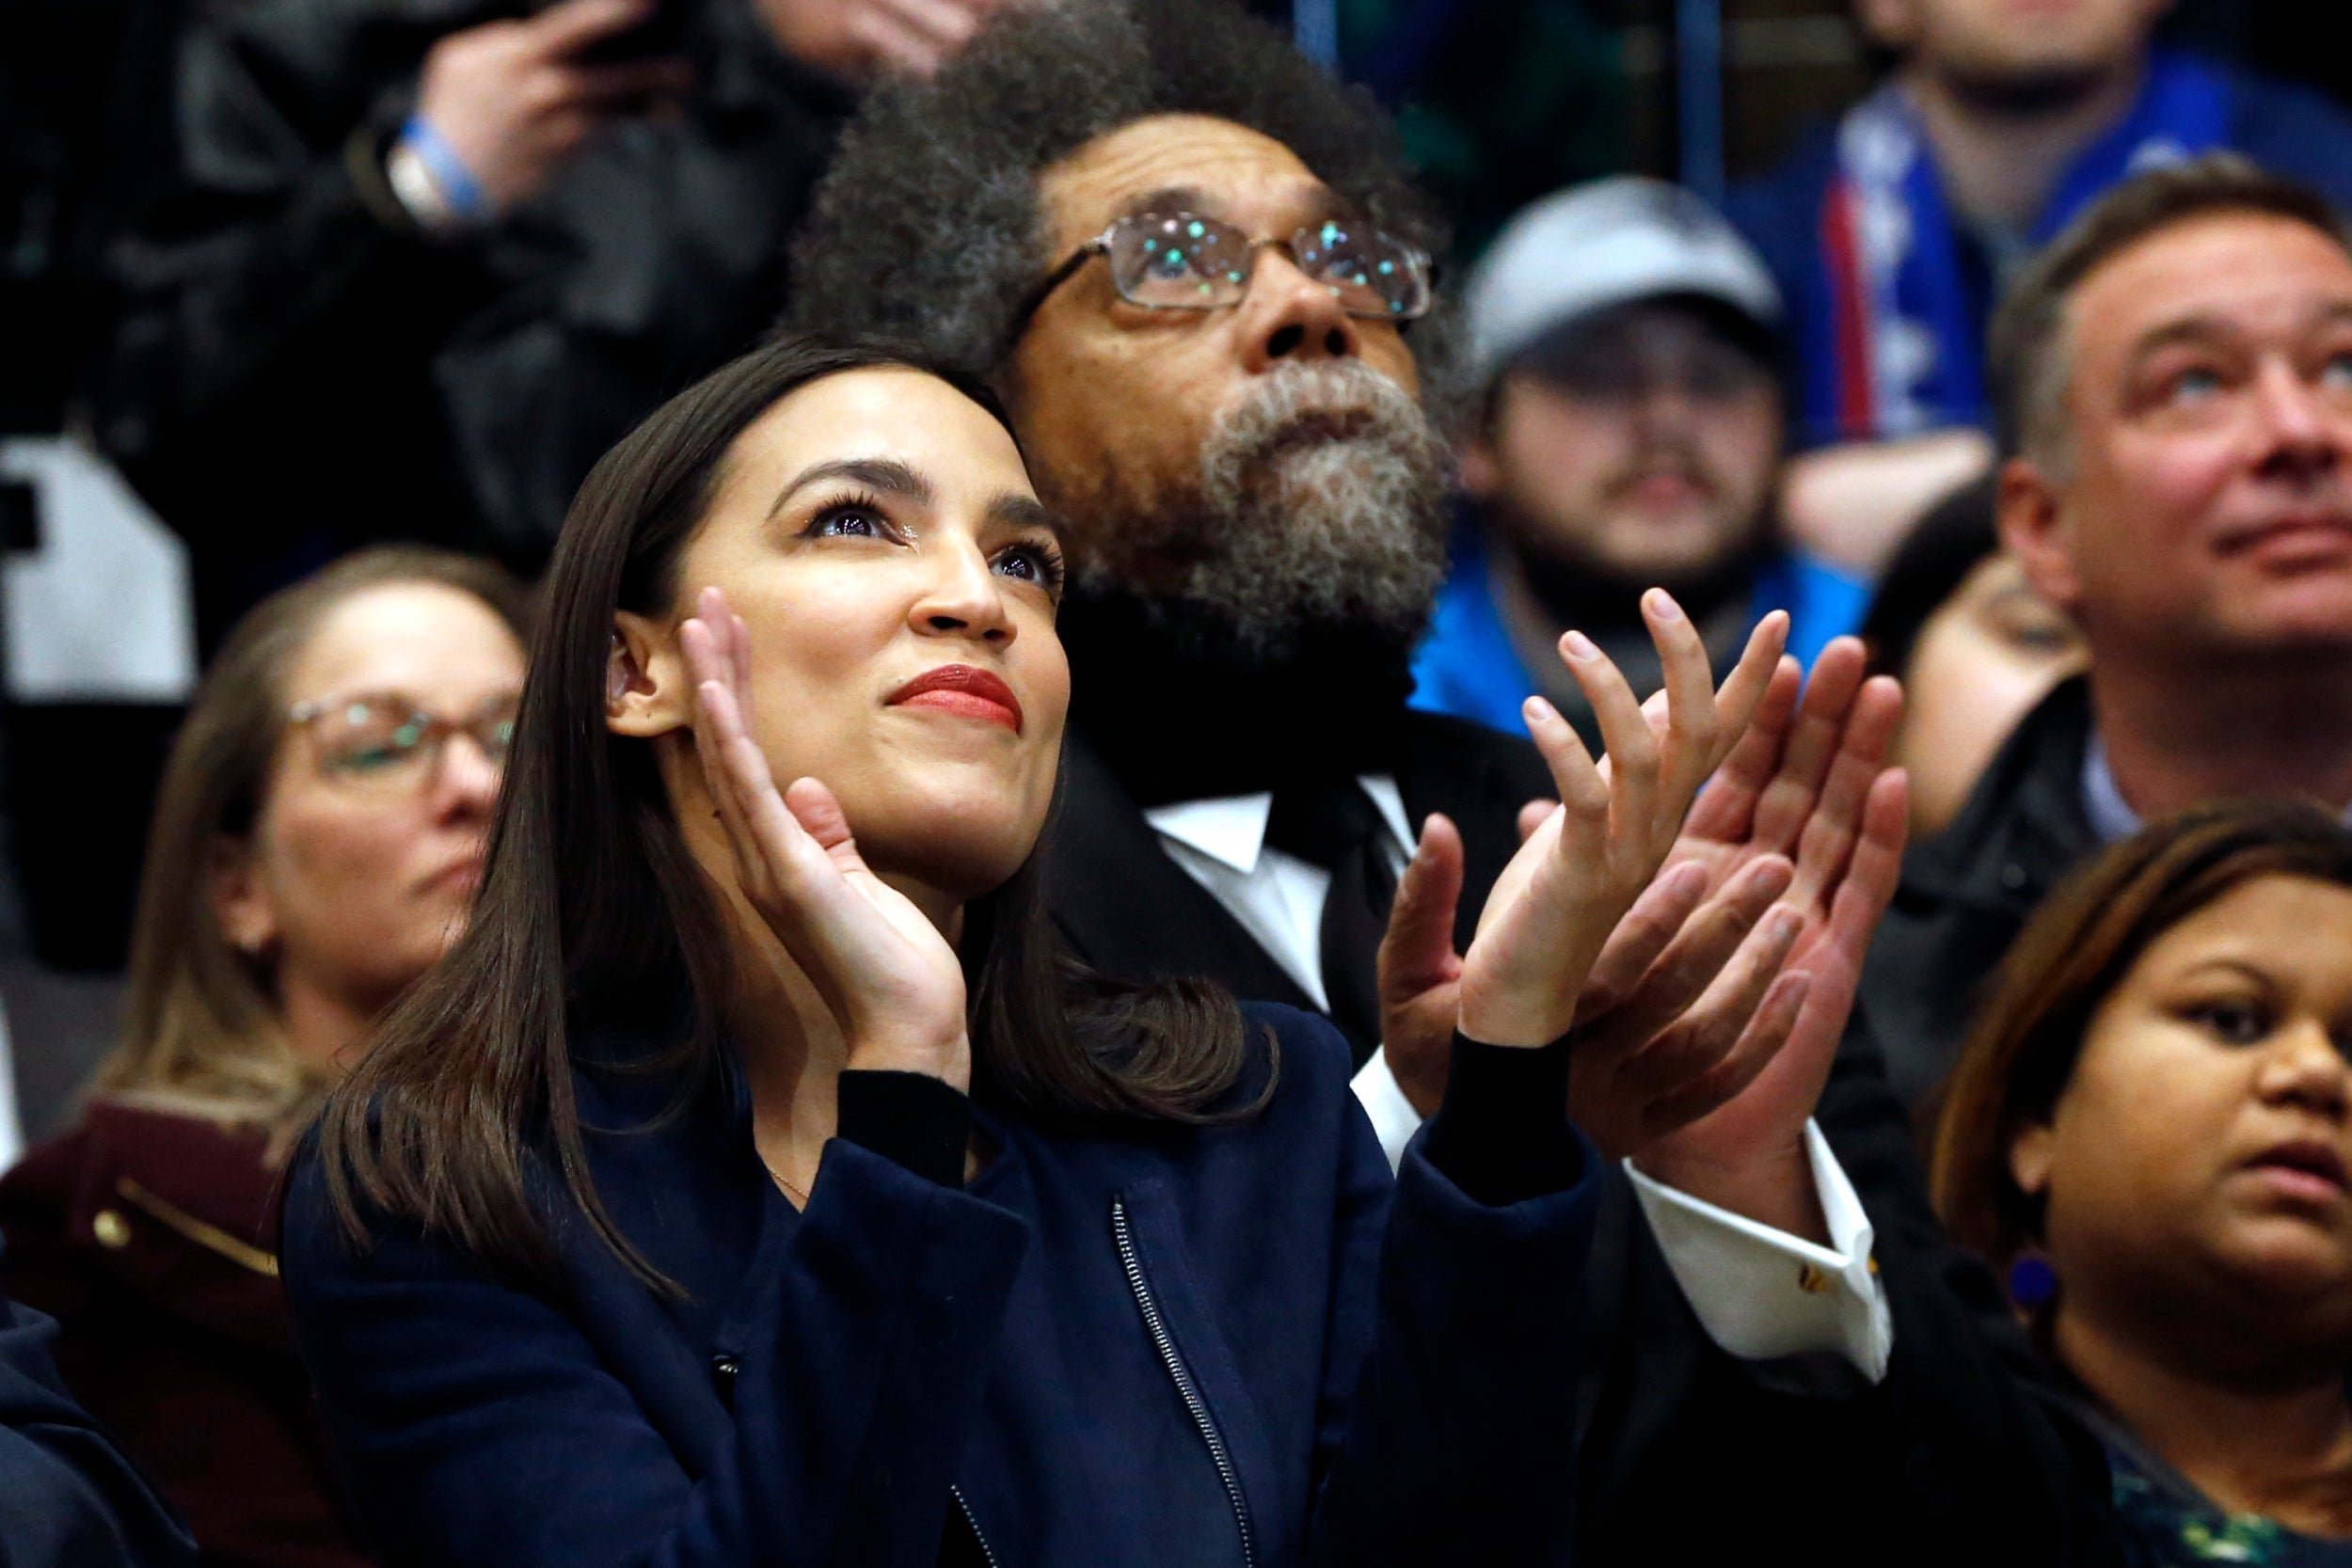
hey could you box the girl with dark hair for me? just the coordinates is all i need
[282,335,1783,1568]
[0,545,531,1568]
[1932,801,2352,1563]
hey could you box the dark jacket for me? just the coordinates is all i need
[279,1006,1602,1568]
[97,0,850,641]
[0,1101,361,1568]
[0,1238,198,1568]
[1046,716,1549,1011]
[1049,704,2125,1566]
[1853,676,2098,1111]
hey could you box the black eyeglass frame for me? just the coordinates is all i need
[1006,210,1437,342]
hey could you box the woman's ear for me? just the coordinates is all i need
[2009,1117,2058,1200]
[210,835,278,963]
[607,611,689,737]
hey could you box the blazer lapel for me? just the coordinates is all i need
[1391,712,1553,955]
[1045,736,1317,1013]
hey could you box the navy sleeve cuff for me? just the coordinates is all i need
[835,1071,971,1189]
[1422,1033,1583,1207]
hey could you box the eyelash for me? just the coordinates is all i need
[999,539,1067,597]
[804,490,897,541]
[803,490,1065,596]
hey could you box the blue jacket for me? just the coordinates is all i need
[1729,55,2352,448]
[0,1245,196,1568]
[1409,527,1868,738]
[280,1005,1601,1568]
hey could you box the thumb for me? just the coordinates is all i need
[1516,798,1558,846]
[1380,814,1466,1002]
[781,776,867,877]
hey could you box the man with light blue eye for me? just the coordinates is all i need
[1856,155,2352,1111]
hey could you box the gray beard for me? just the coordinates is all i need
[1076,359,1453,662]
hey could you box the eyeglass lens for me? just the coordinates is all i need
[308,694,517,788]
[1104,212,1429,319]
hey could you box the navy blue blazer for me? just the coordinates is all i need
[0,1245,196,1568]
[280,1005,1600,1568]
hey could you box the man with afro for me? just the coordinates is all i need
[788,4,2108,1560]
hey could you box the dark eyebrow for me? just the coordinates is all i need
[1116,185,1209,224]
[768,457,933,520]
[987,492,1066,540]
[1110,182,1351,230]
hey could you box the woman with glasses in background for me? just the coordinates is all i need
[0,546,529,1568]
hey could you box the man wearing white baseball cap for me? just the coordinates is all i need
[1412,176,1869,741]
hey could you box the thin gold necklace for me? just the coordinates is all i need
[760,1158,809,1206]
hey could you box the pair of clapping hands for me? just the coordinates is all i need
[682,586,1905,1234]
[1379,592,1906,1238]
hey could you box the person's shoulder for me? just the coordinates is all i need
[2223,61,2352,182]
[1238,1002,1353,1085]
[1725,120,1843,255]
[1906,675,2093,886]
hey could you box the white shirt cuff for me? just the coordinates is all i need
[1628,1120,1893,1382]
[1349,1046,1422,1175]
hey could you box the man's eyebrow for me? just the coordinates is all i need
[768,457,933,519]
[987,492,1066,540]
[2119,301,2352,384]
[2120,315,2238,375]
[1110,182,1352,227]
[1117,185,1208,223]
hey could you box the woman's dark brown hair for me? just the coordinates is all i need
[1931,800,2352,1278]
[317,335,1256,1288]
[96,546,529,1138]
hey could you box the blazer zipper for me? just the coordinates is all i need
[951,1484,1000,1568]
[1110,1197,1258,1568]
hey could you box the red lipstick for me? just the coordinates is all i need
[887,664,1024,733]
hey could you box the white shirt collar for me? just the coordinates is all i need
[1142,776,1415,875]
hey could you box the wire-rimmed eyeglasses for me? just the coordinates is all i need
[1008,209,1435,340]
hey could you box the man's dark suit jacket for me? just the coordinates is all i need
[1045,707,2124,1567]
[1852,677,2099,1110]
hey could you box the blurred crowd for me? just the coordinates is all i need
[6,0,2352,1565]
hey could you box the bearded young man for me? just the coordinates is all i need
[789,4,2117,1561]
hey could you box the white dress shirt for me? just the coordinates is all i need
[1143,780,1894,1382]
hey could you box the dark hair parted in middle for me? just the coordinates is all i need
[1931,800,2352,1279]
[785,0,1470,418]
[315,335,1256,1290]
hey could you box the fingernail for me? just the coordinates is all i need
[1645,589,1684,624]
[1766,908,1804,945]
[1561,630,1599,662]
[1524,695,1558,726]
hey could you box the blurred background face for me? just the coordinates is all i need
[1860,0,2169,98]
[662,368,1070,900]
[1466,300,1783,590]
[2013,876,2352,1360]
[1894,551,2086,838]
[220,583,526,1042]
[2025,214,2352,665]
